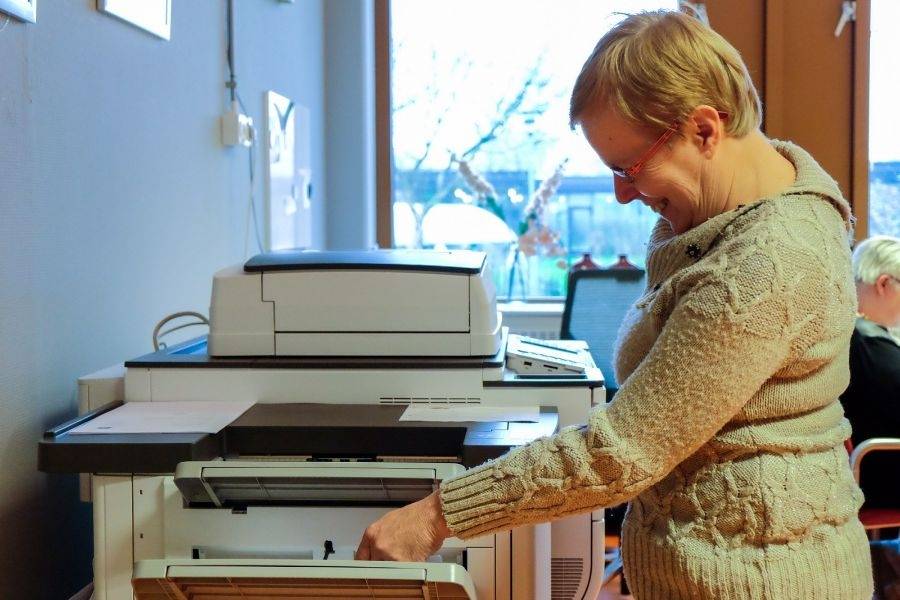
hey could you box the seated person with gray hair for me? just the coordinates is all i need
[840,235,900,509]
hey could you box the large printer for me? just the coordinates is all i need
[39,250,606,600]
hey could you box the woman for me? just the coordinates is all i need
[357,10,873,598]
[840,235,900,509]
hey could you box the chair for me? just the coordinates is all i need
[560,266,646,399]
[848,437,900,540]
[560,266,646,593]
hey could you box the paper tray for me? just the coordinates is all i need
[132,558,476,599]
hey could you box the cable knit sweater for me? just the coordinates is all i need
[440,141,874,599]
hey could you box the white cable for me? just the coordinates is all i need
[0,13,12,33]
[225,0,258,258]
[243,185,252,257]
[225,2,263,259]
[236,91,264,257]
[248,135,264,253]
[152,311,209,351]
[242,139,263,258]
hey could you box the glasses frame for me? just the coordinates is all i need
[612,111,729,183]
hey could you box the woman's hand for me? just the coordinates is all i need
[355,490,453,561]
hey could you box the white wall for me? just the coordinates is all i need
[0,1,325,597]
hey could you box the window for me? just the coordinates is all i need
[388,0,677,299]
[868,0,900,237]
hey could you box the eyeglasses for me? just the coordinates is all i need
[610,124,679,183]
[611,111,729,183]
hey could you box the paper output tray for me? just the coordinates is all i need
[133,559,476,599]
[175,461,465,506]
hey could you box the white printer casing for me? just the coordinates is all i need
[46,250,607,600]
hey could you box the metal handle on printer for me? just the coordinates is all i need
[43,400,123,438]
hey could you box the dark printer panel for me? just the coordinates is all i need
[38,402,558,475]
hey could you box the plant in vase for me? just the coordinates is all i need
[453,155,506,221]
[454,157,568,298]
[513,160,568,297]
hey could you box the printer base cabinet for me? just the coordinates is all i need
[91,474,603,600]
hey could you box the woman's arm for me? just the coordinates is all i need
[441,219,852,538]
[440,263,798,537]
[357,219,851,555]
[355,270,792,561]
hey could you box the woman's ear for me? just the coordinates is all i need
[875,273,892,296]
[689,105,725,156]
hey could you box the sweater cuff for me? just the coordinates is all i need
[439,459,525,539]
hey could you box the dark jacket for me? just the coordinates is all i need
[840,317,900,508]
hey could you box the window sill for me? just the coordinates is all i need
[498,301,564,339]
[498,301,564,317]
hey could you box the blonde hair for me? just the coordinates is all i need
[852,235,900,284]
[569,10,762,137]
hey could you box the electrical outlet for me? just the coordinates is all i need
[221,101,254,147]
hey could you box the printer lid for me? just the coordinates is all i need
[133,559,476,599]
[212,249,501,358]
[244,249,486,274]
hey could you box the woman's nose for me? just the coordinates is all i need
[614,175,641,204]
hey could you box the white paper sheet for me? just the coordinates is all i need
[399,404,540,423]
[69,400,256,434]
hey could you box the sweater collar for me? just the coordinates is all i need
[643,140,852,287]
[771,140,852,226]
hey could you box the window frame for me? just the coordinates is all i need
[375,0,393,249]
[852,0,871,241]
[375,0,873,252]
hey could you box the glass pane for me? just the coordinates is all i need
[869,0,900,237]
[390,0,678,299]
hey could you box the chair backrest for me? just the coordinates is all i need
[560,268,646,394]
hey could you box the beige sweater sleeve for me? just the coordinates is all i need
[440,225,827,539]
